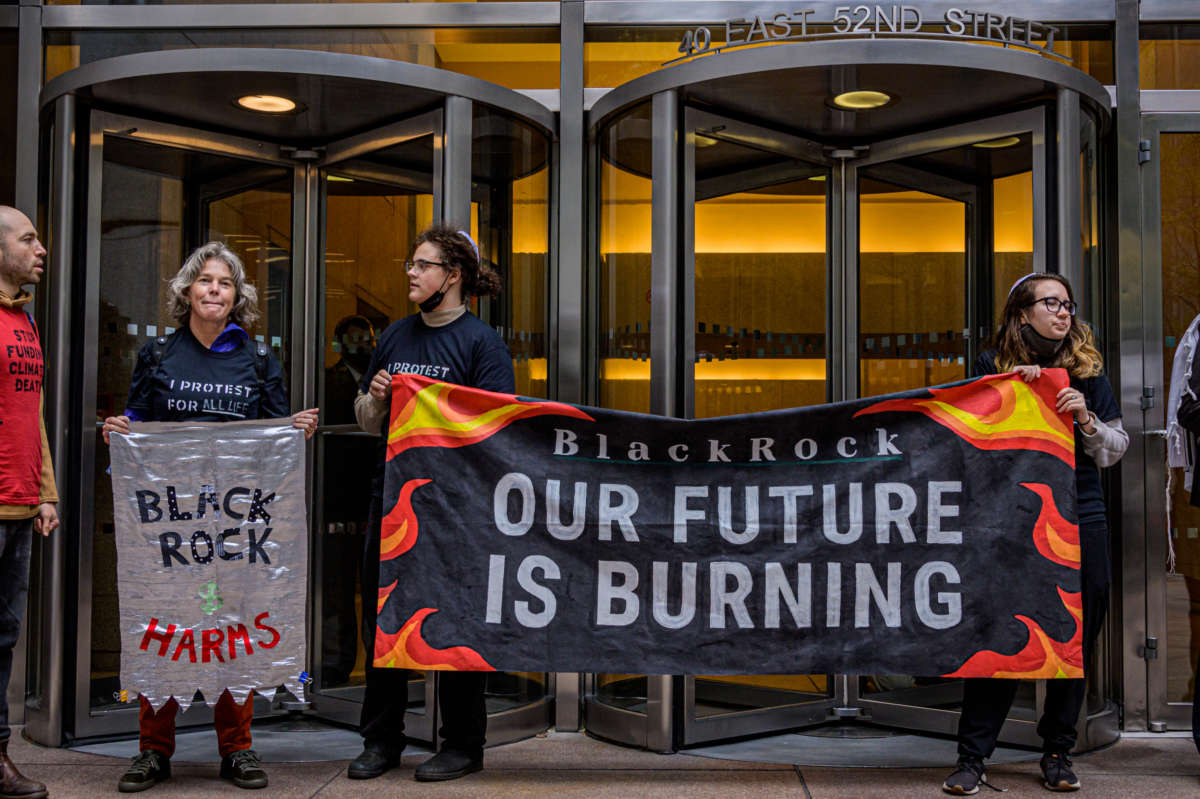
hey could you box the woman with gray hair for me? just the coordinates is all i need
[101,241,318,793]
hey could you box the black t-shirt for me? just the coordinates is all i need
[362,311,514,494]
[125,326,289,422]
[974,350,1120,523]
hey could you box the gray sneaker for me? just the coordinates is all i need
[1040,752,1080,791]
[942,757,986,795]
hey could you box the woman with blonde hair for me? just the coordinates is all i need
[102,241,318,793]
[943,272,1128,795]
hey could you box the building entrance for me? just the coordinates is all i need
[587,39,1113,751]
[26,48,553,748]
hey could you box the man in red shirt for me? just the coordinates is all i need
[0,206,59,799]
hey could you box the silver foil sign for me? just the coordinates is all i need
[109,419,308,711]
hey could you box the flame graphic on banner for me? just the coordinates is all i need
[387,375,593,459]
[374,608,495,671]
[380,478,432,561]
[943,481,1083,679]
[855,373,1074,466]
[378,580,397,614]
[1020,482,1081,568]
[944,588,1083,679]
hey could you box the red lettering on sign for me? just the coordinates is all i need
[172,629,197,663]
[140,613,277,661]
[254,612,280,649]
[226,624,255,660]
[201,628,226,663]
[139,618,177,656]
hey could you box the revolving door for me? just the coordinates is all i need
[587,39,1114,751]
[27,48,554,747]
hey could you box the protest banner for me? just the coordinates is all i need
[375,371,1082,679]
[109,419,308,710]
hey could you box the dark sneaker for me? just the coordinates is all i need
[220,749,268,790]
[117,750,170,793]
[942,756,986,795]
[347,741,403,780]
[1040,752,1080,791]
[413,749,483,782]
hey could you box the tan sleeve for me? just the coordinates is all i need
[354,389,389,436]
[38,394,59,504]
[1079,414,1129,469]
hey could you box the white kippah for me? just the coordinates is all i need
[457,230,480,261]
[1007,272,1043,298]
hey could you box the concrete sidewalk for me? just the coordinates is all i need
[6,727,1198,798]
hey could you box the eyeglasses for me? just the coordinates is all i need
[404,258,447,274]
[1026,296,1077,316]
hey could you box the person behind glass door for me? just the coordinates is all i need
[1165,308,1200,756]
[942,273,1128,795]
[0,206,59,799]
[349,225,512,783]
[320,314,377,686]
[101,241,318,793]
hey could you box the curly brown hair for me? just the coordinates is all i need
[412,224,502,298]
[994,273,1103,378]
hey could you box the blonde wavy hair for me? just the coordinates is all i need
[994,273,1102,378]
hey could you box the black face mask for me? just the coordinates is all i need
[1020,323,1067,362]
[418,271,454,313]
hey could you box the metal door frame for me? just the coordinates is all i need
[667,105,1055,749]
[304,109,443,737]
[1138,105,1200,731]
[67,108,301,739]
[680,107,843,745]
[849,107,1056,744]
[310,101,555,745]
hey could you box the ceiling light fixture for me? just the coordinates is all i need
[972,136,1022,149]
[236,94,297,114]
[831,90,892,110]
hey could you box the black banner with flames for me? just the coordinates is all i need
[374,372,1083,678]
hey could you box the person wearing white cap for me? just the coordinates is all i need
[943,272,1127,795]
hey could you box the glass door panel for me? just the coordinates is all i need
[1151,129,1200,728]
[471,104,551,399]
[693,168,828,416]
[470,105,553,718]
[83,119,294,735]
[992,169,1035,324]
[854,159,973,715]
[854,126,1042,736]
[598,101,652,413]
[683,118,836,745]
[313,129,435,730]
[857,175,969,398]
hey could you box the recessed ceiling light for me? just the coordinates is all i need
[808,174,826,181]
[694,134,719,148]
[327,175,354,183]
[832,90,892,110]
[236,94,297,114]
[972,136,1022,149]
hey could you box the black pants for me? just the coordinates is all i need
[358,493,487,756]
[1193,647,1200,755]
[0,519,33,744]
[957,520,1110,759]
